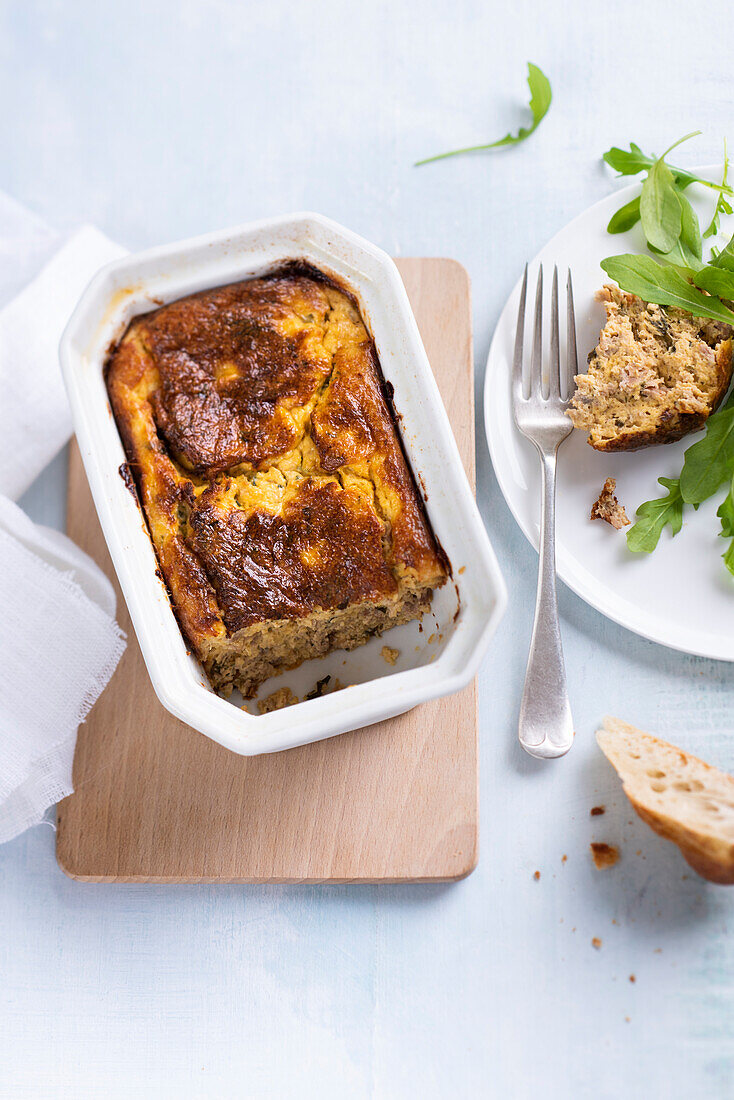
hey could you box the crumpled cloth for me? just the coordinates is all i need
[0,192,127,842]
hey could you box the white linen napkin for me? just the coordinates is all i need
[0,195,127,842]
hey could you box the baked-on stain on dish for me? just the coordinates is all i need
[105,263,448,698]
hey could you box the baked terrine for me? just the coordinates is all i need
[106,263,447,697]
[567,284,734,451]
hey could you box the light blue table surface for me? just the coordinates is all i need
[2,2,734,1097]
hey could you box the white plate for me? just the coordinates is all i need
[484,165,734,661]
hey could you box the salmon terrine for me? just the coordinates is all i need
[106,263,448,697]
[567,284,734,451]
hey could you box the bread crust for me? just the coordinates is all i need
[597,717,734,885]
[632,805,734,884]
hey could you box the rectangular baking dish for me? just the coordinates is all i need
[60,213,507,755]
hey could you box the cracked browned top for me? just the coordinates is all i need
[106,264,447,652]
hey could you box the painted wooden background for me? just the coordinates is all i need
[2,1,734,1096]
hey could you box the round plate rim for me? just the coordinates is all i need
[483,164,734,662]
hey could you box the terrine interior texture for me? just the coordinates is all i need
[106,263,448,698]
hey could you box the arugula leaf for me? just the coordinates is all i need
[639,134,700,254]
[603,143,651,176]
[694,264,734,298]
[704,146,732,239]
[716,474,734,576]
[415,63,551,166]
[627,477,684,553]
[711,234,734,271]
[604,136,734,245]
[607,196,641,234]
[641,156,682,253]
[680,395,734,504]
[603,138,732,195]
[651,189,703,270]
[600,254,734,324]
[723,539,734,577]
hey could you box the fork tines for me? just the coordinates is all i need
[512,264,578,406]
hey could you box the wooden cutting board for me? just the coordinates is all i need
[56,257,478,883]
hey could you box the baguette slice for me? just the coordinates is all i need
[596,717,734,884]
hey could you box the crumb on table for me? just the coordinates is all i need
[591,842,620,870]
[533,870,540,881]
[591,478,630,530]
[590,805,606,816]
[257,686,299,714]
[591,937,602,950]
[381,645,400,665]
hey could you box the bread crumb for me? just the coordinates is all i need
[590,805,606,816]
[533,870,540,881]
[592,937,602,950]
[257,686,299,714]
[458,566,466,574]
[629,974,636,983]
[381,645,400,665]
[591,478,630,529]
[625,1016,630,1023]
[561,854,568,863]
[591,842,620,870]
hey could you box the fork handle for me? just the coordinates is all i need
[518,447,574,759]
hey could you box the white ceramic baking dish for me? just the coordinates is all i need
[60,213,506,755]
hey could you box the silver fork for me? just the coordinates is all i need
[512,264,577,760]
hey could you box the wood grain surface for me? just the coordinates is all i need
[56,257,477,883]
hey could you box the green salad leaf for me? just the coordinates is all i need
[640,139,690,253]
[603,132,734,578]
[627,477,684,553]
[651,189,704,270]
[626,398,734,574]
[711,234,734,271]
[704,148,732,239]
[603,142,651,177]
[694,264,734,298]
[606,196,641,235]
[717,474,734,576]
[603,134,733,240]
[603,138,732,194]
[415,63,551,166]
[679,396,734,504]
[599,255,734,323]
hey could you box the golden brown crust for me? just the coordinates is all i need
[188,477,399,633]
[106,265,447,684]
[632,805,734,884]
